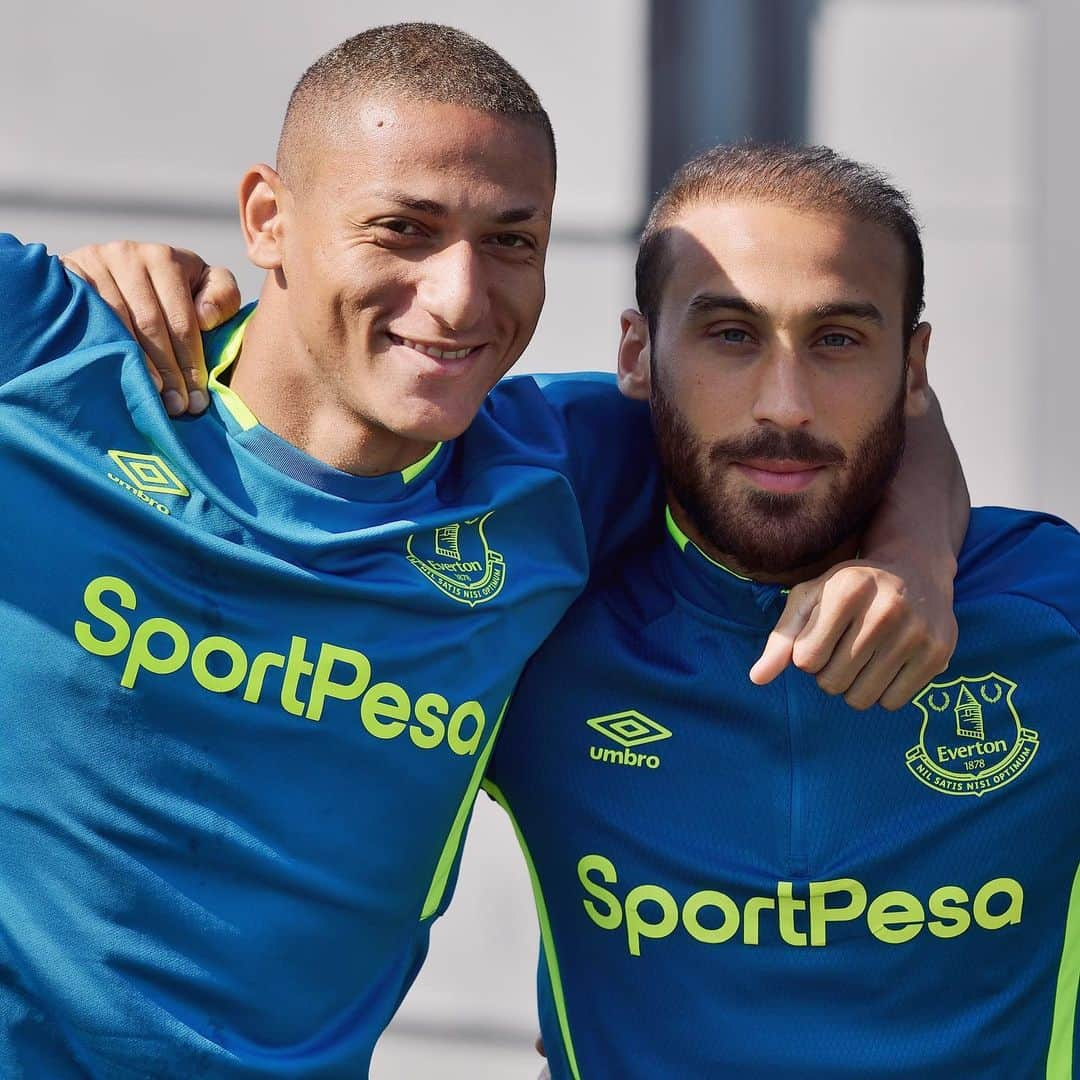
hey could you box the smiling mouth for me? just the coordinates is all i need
[388,333,483,361]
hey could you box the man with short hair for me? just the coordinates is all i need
[487,143,1080,1079]
[3,24,962,1077]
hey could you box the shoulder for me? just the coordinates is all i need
[478,372,646,441]
[0,233,71,305]
[523,543,675,670]
[957,505,1080,634]
[453,371,649,474]
[0,233,131,375]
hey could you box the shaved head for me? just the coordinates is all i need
[276,23,556,192]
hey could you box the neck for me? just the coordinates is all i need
[227,292,436,478]
[667,497,862,587]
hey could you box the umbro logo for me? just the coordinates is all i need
[106,449,189,515]
[587,709,671,770]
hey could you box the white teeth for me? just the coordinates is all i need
[397,336,474,360]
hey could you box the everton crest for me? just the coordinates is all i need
[406,512,506,607]
[906,673,1039,797]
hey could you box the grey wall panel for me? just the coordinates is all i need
[1035,0,1080,524]
[808,0,1042,512]
[1,0,646,231]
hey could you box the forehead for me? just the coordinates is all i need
[661,201,907,321]
[311,96,555,214]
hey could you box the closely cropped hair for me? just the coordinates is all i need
[636,143,924,346]
[278,23,555,184]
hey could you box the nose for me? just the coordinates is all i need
[415,240,490,333]
[751,349,815,429]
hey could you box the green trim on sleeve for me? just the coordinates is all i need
[419,697,510,920]
[208,311,259,432]
[483,778,583,1080]
[1047,858,1080,1078]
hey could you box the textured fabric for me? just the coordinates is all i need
[0,235,659,1078]
[490,506,1080,1079]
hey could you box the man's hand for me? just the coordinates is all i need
[62,242,241,416]
[750,556,957,711]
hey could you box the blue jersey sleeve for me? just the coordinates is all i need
[531,372,662,568]
[0,234,128,387]
[958,507,1080,637]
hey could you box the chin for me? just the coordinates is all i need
[392,406,477,444]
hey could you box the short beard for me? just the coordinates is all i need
[651,365,907,578]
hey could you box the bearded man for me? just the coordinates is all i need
[486,143,1080,1079]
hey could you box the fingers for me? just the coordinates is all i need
[768,563,954,710]
[193,264,242,332]
[878,649,950,712]
[790,573,877,676]
[125,261,197,416]
[61,242,220,416]
[62,255,163,392]
[749,580,822,685]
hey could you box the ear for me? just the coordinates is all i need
[617,309,652,401]
[239,164,288,271]
[904,321,932,418]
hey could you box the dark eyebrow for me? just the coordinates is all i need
[494,205,545,225]
[811,301,885,326]
[373,192,448,217]
[687,293,767,318]
[371,192,546,225]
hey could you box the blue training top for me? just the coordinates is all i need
[488,506,1080,1079]
[0,235,659,1077]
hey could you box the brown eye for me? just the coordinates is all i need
[488,233,533,250]
[376,219,426,237]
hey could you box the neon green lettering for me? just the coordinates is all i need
[742,895,775,945]
[121,617,189,689]
[973,878,1023,930]
[683,890,739,944]
[280,636,314,717]
[809,878,867,946]
[360,681,411,740]
[71,575,486,754]
[447,700,485,756]
[74,575,136,656]
[625,884,679,957]
[867,890,925,944]
[577,857,1024,955]
[243,651,286,703]
[927,885,971,938]
[776,882,807,946]
[191,636,248,694]
[306,643,372,721]
[579,854,622,930]
[411,692,448,750]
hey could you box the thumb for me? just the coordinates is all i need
[191,262,242,332]
[749,580,822,685]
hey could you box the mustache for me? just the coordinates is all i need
[707,428,846,467]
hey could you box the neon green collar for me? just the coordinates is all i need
[208,313,443,485]
[208,311,259,431]
[664,505,752,582]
